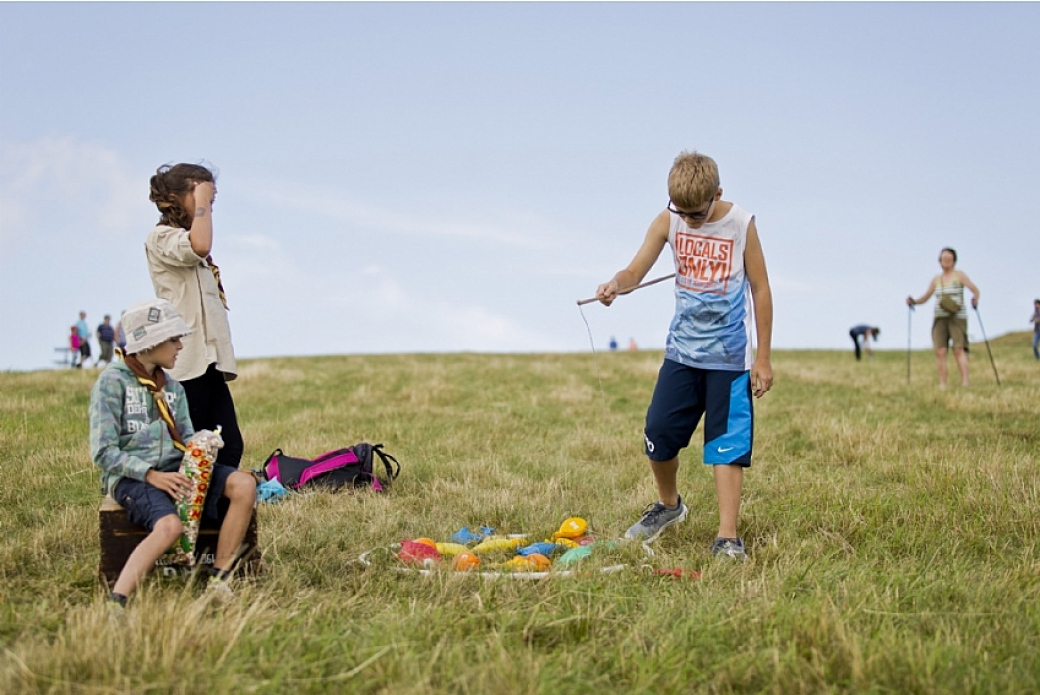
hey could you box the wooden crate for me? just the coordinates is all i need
[98,494,261,586]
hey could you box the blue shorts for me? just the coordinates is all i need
[643,359,753,466]
[112,463,236,530]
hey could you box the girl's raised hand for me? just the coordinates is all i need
[193,181,216,208]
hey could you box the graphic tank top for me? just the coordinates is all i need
[665,203,754,371]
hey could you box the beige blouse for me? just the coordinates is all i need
[144,225,237,382]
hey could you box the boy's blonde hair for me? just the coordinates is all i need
[668,151,720,208]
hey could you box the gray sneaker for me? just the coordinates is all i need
[624,497,688,543]
[204,575,235,603]
[710,537,747,560]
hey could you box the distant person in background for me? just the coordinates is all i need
[628,337,638,351]
[609,336,618,351]
[115,310,127,353]
[906,247,980,387]
[75,310,92,367]
[1031,299,1040,360]
[848,325,880,361]
[69,326,82,368]
[96,314,116,367]
[145,163,243,468]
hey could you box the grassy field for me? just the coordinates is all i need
[1,332,1038,694]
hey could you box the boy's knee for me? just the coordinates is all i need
[226,471,257,505]
[154,514,185,543]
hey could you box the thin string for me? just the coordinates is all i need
[578,303,606,397]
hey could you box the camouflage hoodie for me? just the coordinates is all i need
[89,360,194,495]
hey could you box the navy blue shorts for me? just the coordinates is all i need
[643,359,754,466]
[112,463,236,530]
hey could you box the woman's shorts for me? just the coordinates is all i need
[112,463,236,530]
[643,359,753,466]
[932,316,968,350]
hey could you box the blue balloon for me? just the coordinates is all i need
[450,526,495,544]
[517,542,562,557]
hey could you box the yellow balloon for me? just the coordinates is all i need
[435,542,469,557]
[552,517,588,540]
[471,537,525,554]
[502,554,550,571]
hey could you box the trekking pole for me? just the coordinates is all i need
[973,305,1001,386]
[906,302,913,385]
[576,273,676,306]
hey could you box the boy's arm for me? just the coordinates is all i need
[596,210,670,305]
[89,377,155,484]
[744,219,773,398]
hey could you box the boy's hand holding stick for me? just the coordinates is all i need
[577,273,676,306]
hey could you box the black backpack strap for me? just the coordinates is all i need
[262,449,284,477]
[371,443,400,483]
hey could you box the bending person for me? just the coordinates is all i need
[145,163,243,467]
[849,325,880,361]
[906,247,979,387]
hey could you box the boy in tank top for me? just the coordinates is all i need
[593,151,774,559]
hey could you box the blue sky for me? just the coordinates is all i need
[2,2,1038,372]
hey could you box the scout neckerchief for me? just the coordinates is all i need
[123,354,188,453]
[206,255,229,310]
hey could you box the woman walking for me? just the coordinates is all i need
[906,247,980,387]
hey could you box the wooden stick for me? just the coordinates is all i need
[576,273,676,306]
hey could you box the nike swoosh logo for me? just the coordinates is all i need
[717,446,735,453]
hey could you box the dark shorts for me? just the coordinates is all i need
[644,359,754,466]
[112,463,236,530]
[932,316,968,350]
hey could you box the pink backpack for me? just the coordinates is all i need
[262,443,400,491]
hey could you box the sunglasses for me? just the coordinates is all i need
[667,198,715,221]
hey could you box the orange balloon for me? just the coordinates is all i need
[452,552,481,571]
[413,538,439,549]
[525,553,551,571]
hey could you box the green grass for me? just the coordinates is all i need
[1,332,1038,693]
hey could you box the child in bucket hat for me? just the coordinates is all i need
[121,299,192,355]
[90,298,257,607]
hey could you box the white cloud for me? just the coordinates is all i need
[245,182,557,251]
[0,136,148,256]
[428,301,543,349]
[229,234,282,251]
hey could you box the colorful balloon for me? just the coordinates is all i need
[452,552,481,571]
[552,517,588,540]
